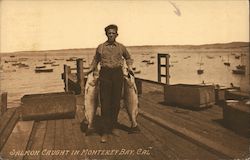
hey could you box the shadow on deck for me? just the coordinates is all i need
[0,81,249,160]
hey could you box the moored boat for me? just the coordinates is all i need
[18,57,28,61]
[206,56,214,59]
[236,65,246,70]
[224,54,230,66]
[132,67,141,74]
[235,55,240,59]
[141,60,150,63]
[5,60,18,63]
[197,69,204,75]
[35,68,53,73]
[51,63,60,67]
[224,62,230,66]
[184,56,191,59]
[134,70,141,74]
[36,65,46,69]
[147,61,154,65]
[54,58,64,60]
[197,55,204,75]
[66,57,78,61]
[171,61,178,63]
[232,69,245,75]
[18,63,29,68]
[12,62,22,66]
[43,61,55,65]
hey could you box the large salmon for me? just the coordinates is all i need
[123,71,139,131]
[84,71,99,131]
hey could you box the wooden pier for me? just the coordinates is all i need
[0,55,249,160]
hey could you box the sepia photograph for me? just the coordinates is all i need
[0,0,249,159]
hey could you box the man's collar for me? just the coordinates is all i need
[105,41,118,46]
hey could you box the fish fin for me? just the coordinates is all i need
[85,85,89,94]
[85,73,91,94]
[133,83,138,94]
[130,74,138,94]
[89,81,96,86]
[124,105,133,122]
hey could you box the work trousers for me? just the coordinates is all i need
[99,67,123,134]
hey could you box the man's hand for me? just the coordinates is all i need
[127,67,134,77]
[127,65,135,76]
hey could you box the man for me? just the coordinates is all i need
[87,24,135,143]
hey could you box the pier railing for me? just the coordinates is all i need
[62,59,86,95]
[0,93,19,151]
[62,54,171,95]
[157,53,170,84]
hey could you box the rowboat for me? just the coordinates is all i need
[36,65,46,69]
[232,69,245,75]
[35,68,53,73]
[43,61,55,65]
[51,63,60,67]
[197,69,204,75]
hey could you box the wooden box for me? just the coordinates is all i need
[215,88,226,105]
[223,100,250,137]
[21,92,76,121]
[164,84,215,108]
[225,89,249,100]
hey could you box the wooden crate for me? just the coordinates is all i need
[225,89,249,100]
[21,92,76,121]
[223,100,250,137]
[164,84,215,108]
[215,88,226,105]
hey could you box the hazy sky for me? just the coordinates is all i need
[0,0,249,52]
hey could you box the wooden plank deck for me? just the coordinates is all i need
[1,121,34,160]
[0,108,19,151]
[138,81,250,159]
[0,80,249,160]
[1,110,222,160]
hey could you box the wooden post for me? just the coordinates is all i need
[157,55,161,83]
[64,65,70,92]
[166,54,170,85]
[76,59,85,95]
[0,92,7,116]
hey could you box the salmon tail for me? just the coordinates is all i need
[124,105,133,122]
[131,107,139,127]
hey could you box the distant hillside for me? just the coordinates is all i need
[197,42,249,49]
[0,48,96,57]
[129,42,250,50]
[1,42,249,57]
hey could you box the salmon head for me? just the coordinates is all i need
[88,71,99,86]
